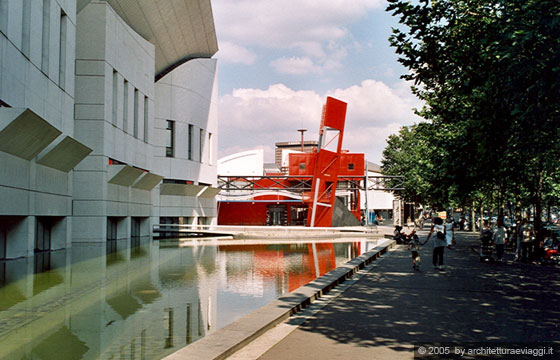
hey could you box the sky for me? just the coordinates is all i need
[212,0,423,165]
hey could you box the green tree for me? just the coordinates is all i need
[386,0,560,233]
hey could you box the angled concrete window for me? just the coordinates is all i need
[133,88,139,138]
[143,96,149,142]
[123,80,129,133]
[41,0,51,74]
[132,172,163,191]
[166,120,174,157]
[108,165,144,187]
[188,124,193,160]
[0,0,7,35]
[36,136,93,172]
[22,0,31,57]
[58,10,67,89]
[112,70,118,126]
[0,108,61,160]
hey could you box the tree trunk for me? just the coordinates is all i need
[480,205,484,230]
[472,201,477,233]
[534,171,544,243]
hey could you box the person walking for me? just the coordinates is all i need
[445,217,455,249]
[515,218,523,261]
[493,219,507,261]
[407,230,424,270]
[480,220,494,262]
[520,219,535,263]
[426,217,447,270]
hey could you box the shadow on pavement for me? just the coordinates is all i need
[260,231,560,359]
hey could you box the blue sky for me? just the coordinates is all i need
[212,0,421,164]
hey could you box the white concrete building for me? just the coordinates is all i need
[0,0,219,256]
[0,0,91,258]
[153,58,219,228]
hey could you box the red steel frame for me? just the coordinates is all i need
[302,97,347,227]
[217,97,405,227]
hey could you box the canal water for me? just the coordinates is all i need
[0,237,381,360]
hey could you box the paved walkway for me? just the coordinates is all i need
[248,230,560,359]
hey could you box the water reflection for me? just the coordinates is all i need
[0,237,379,360]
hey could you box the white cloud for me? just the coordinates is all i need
[270,57,321,75]
[218,81,421,163]
[329,79,422,126]
[216,41,258,65]
[213,0,384,74]
[213,0,383,47]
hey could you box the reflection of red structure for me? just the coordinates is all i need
[218,242,363,293]
[218,97,366,227]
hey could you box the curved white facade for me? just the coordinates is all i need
[78,0,218,80]
[153,58,219,226]
[217,149,264,176]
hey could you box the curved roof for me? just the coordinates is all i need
[78,0,218,81]
[218,149,264,176]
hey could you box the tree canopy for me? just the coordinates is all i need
[383,0,560,228]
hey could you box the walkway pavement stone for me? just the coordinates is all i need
[255,231,560,360]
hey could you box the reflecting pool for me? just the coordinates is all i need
[0,237,381,359]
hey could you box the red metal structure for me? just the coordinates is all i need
[217,96,404,227]
[301,97,347,227]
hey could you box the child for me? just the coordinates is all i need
[407,230,424,270]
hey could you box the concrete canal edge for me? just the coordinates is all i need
[163,238,396,360]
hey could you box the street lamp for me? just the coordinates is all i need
[297,129,307,152]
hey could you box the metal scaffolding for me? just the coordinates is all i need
[217,175,404,193]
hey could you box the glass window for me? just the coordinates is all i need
[22,0,31,56]
[41,0,51,74]
[199,129,204,162]
[208,133,213,165]
[166,120,174,157]
[0,0,7,35]
[123,80,129,132]
[188,125,193,160]
[112,70,118,125]
[59,11,67,88]
[35,217,52,252]
[143,96,149,142]
[133,89,139,138]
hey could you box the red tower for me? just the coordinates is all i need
[303,97,347,227]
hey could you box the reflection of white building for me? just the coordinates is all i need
[0,0,219,256]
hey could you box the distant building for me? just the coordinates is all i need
[275,141,318,172]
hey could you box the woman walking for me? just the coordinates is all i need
[426,217,447,270]
[493,219,507,261]
[445,217,455,249]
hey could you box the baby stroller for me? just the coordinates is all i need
[480,228,494,262]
